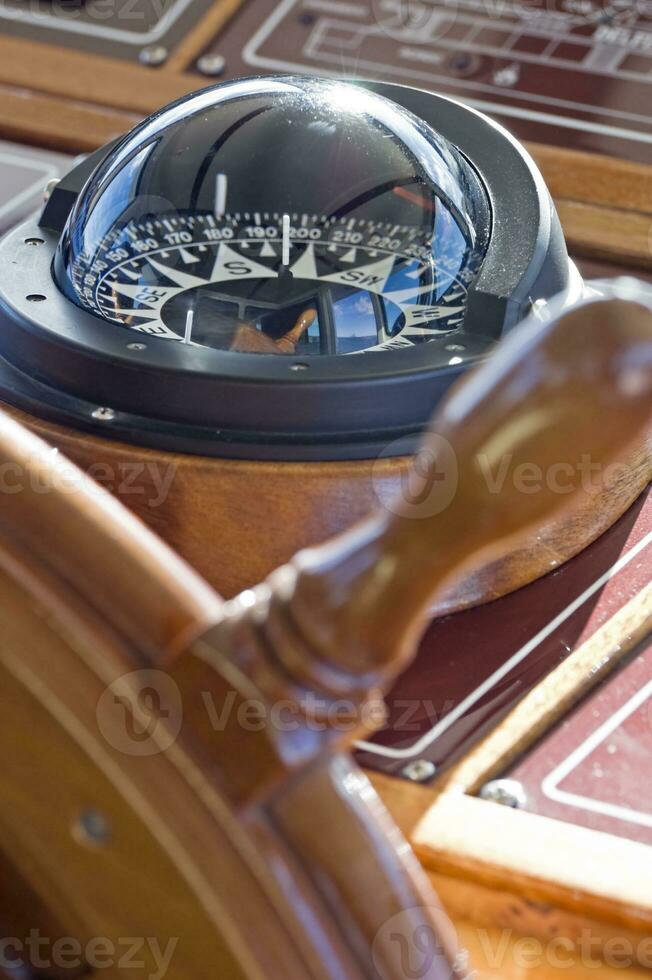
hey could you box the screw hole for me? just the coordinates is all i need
[26,294,46,302]
[290,362,309,372]
[73,808,111,847]
[92,407,115,421]
[25,237,44,247]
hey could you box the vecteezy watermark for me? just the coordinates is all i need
[0,454,177,507]
[5,0,169,24]
[476,453,633,497]
[371,908,471,980]
[373,434,638,518]
[371,0,460,44]
[474,927,652,971]
[373,435,459,519]
[96,666,407,756]
[0,932,178,980]
[96,669,183,757]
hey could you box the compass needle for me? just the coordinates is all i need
[281,213,291,272]
[214,172,228,220]
[184,308,194,345]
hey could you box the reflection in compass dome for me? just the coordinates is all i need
[55,75,490,355]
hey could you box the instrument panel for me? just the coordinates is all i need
[0,0,215,60]
[355,487,652,788]
[207,0,652,162]
[0,0,648,808]
[0,0,648,167]
[508,622,652,846]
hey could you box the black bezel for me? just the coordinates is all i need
[0,79,571,460]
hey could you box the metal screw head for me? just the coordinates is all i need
[139,45,168,67]
[402,759,436,783]
[74,808,111,846]
[493,63,520,87]
[91,406,115,421]
[43,177,60,203]
[196,53,226,77]
[127,342,147,351]
[531,297,548,320]
[479,778,527,809]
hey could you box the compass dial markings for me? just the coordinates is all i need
[289,242,319,279]
[384,282,439,305]
[79,211,479,354]
[209,243,278,284]
[320,252,397,296]
[106,281,185,309]
[400,303,466,328]
[146,256,206,290]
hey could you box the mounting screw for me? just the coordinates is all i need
[493,63,520,87]
[530,298,547,319]
[402,759,436,783]
[74,808,111,846]
[479,778,527,809]
[91,407,115,421]
[139,45,168,67]
[127,342,147,351]
[43,177,60,203]
[196,53,226,77]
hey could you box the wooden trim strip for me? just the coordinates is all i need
[0,86,138,153]
[0,36,194,115]
[529,142,652,215]
[556,199,652,269]
[414,792,652,929]
[437,582,652,796]
[166,0,247,70]
[403,584,652,933]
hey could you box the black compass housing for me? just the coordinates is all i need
[0,76,576,459]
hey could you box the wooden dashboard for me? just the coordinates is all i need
[0,2,650,977]
[0,0,650,277]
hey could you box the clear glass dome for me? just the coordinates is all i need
[56,75,490,356]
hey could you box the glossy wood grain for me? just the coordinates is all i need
[0,411,222,660]
[0,289,648,979]
[13,405,649,611]
[245,295,652,696]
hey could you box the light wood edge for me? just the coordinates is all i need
[0,85,138,153]
[0,563,320,980]
[166,0,247,70]
[555,200,652,269]
[414,793,652,931]
[528,142,652,215]
[438,579,652,796]
[0,38,194,114]
[432,871,652,977]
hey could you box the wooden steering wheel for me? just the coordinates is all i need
[0,293,648,979]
